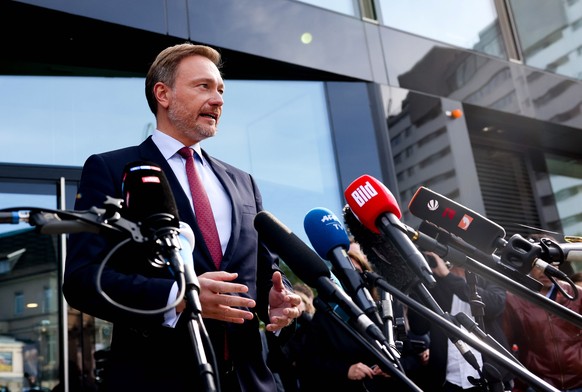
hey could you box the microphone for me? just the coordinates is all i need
[253,210,389,348]
[502,234,571,281]
[121,161,182,268]
[344,175,436,288]
[0,211,30,224]
[303,207,383,327]
[0,200,133,237]
[554,241,582,264]
[342,178,482,372]
[408,186,506,254]
[121,161,202,310]
[417,221,543,292]
[343,204,417,293]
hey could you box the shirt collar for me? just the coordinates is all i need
[151,129,204,162]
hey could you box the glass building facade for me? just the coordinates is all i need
[1,0,581,390]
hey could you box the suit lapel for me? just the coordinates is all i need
[203,151,241,270]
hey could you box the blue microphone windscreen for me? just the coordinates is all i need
[304,207,350,260]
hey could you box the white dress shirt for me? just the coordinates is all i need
[445,294,484,389]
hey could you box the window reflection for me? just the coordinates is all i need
[206,81,341,237]
[546,155,582,242]
[294,0,357,16]
[509,0,582,80]
[0,189,60,391]
[378,0,506,59]
[381,85,462,226]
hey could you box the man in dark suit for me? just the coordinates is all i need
[63,43,301,392]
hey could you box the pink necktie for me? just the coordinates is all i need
[178,147,223,268]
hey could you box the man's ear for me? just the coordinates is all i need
[153,82,170,109]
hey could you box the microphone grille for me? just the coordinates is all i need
[343,204,416,293]
[121,161,180,228]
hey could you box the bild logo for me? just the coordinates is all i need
[351,181,378,207]
[427,199,439,211]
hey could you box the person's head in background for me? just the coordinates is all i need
[347,237,373,273]
[293,282,315,315]
[347,237,380,300]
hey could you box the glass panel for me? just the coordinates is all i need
[0,183,60,391]
[378,0,506,59]
[509,0,582,80]
[295,0,357,16]
[546,155,582,241]
[0,76,154,167]
[545,153,582,273]
[205,80,341,238]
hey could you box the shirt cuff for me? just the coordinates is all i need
[162,282,181,328]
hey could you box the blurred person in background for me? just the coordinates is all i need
[503,234,582,392]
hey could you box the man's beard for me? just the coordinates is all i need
[168,104,217,141]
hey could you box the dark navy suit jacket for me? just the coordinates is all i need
[63,136,284,391]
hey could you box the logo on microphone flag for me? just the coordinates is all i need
[458,214,473,230]
[442,208,456,220]
[427,199,439,211]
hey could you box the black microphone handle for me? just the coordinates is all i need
[329,247,384,327]
[0,206,138,237]
[454,312,521,368]
[376,213,437,288]
[39,219,102,235]
[314,274,388,346]
[34,209,142,240]
[253,211,389,350]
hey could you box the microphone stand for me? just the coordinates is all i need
[364,271,560,392]
[463,270,505,392]
[407,225,582,329]
[465,270,485,334]
[313,297,423,392]
[408,277,485,380]
[1,202,220,391]
[159,231,218,392]
[378,289,399,355]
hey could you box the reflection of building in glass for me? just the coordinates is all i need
[0,337,24,391]
[472,18,506,59]
[386,41,582,237]
[396,44,582,128]
[387,91,463,227]
[0,229,59,391]
[510,0,582,80]
[546,156,582,237]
